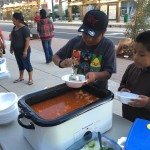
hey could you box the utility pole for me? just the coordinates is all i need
[52,0,56,21]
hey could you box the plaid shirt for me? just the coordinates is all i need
[37,18,54,40]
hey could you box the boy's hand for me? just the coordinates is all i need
[61,58,72,68]
[128,95,150,108]
[85,72,96,84]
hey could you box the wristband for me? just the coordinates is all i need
[58,60,64,68]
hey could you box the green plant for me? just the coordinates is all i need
[117,0,150,59]
[65,9,68,18]
[27,22,34,28]
[72,15,75,20]
[72,5,80,16]
[125,0,150,41]
[47,13,52,18]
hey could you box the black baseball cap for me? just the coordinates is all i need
[78,10,108,37]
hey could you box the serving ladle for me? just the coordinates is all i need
[69,63,77,80]
[98,132,103,149]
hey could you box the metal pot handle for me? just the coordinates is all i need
[111,93,114,100]
[18,114,35,129]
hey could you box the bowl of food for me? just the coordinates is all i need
[61,74,87,88]
[66,132,121,150]
[116,91,140,104]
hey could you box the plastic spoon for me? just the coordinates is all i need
[69,63,77,81]
[71,64,75,75]
[98,132,103,149]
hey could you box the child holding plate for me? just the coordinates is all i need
[118,30,150,122]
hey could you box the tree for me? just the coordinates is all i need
[125,0,150,41]
[58,0,63,20]
[117,0,150,59]
[65,9,68,18]
[72,5,80,17]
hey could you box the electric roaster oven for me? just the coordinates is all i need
[18,83,114,150]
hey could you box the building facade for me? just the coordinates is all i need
[68,0,133,22]
[0,0,133,22]
[1,1,47,20]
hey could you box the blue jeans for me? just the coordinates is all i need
[42,40,53,63]
[14,51,33,72]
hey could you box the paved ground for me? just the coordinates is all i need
[0,30,133,116]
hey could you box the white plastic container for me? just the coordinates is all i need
[0,58,7,73]
[18,84,114,150]
[0,58,10,79]
[0,92,18,113]
[0,92,18,125]
[0,104,19,124]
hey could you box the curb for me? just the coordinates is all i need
[0,20,127,28]
[53,21,127,28]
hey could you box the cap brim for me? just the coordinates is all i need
[78,24,101,38]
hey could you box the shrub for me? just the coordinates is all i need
[117,0,150,59]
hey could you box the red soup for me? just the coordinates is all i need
[30,90,99,120]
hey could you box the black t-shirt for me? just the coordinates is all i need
[118,63,150,121]
[56,36,116,88]
[119,63,150,96]
[11,26,31,53]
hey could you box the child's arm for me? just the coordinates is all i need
[0,30,6,49]
[85,71,111,84]
[118,65,131,91]
[145,97,150,110]
[118,74,128,91]
[128,95,150,109]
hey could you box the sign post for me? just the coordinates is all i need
[52,0,56,21]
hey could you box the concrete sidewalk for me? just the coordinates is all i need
[0,31,133,116]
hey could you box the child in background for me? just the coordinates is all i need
[34,12,40,28]
[118,30,150,122]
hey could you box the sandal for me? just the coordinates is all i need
[28,80,33,85]
[13,78,24,83]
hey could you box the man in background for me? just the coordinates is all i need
[37,9,54,64]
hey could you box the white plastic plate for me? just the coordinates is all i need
[61,74,87,88]
[0,92,17,111]
[116,92,139,104]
